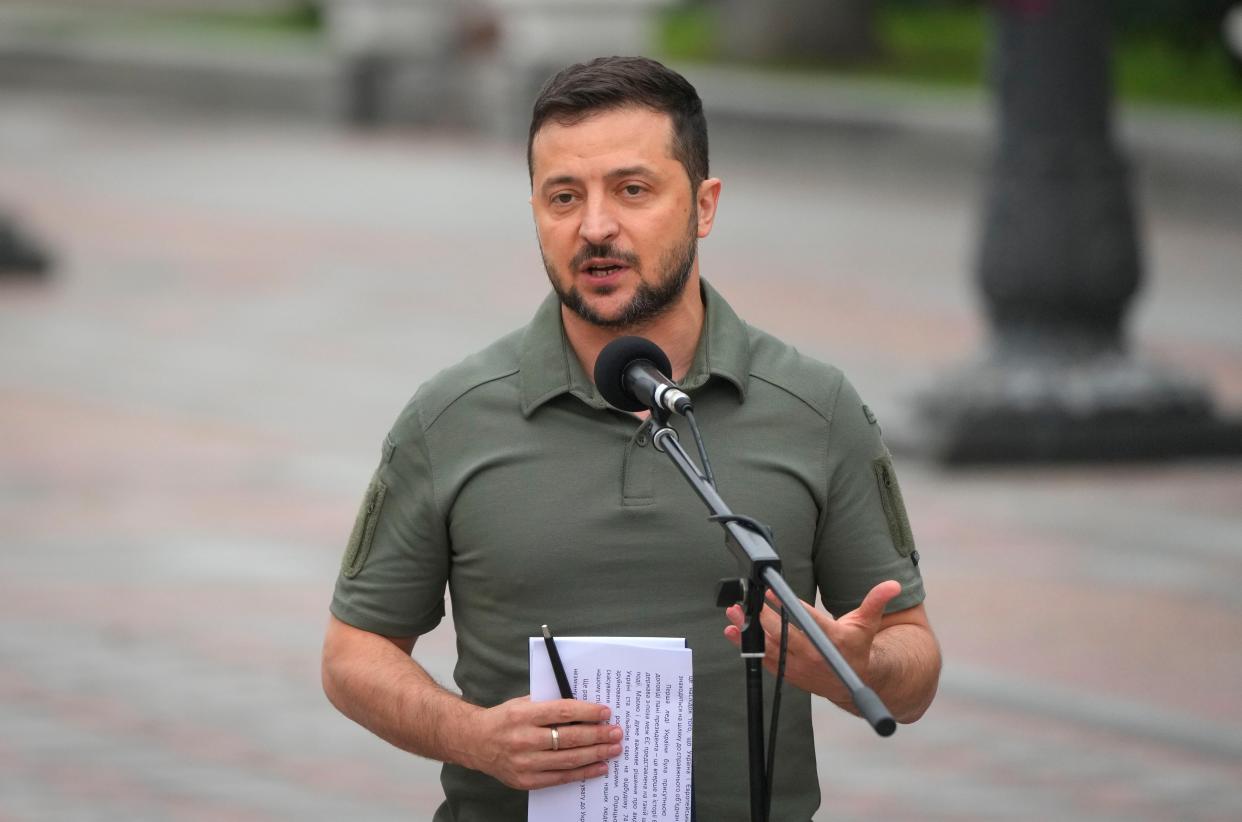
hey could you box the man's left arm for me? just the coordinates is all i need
[724,580,941,723]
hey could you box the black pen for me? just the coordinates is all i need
[541,624,575,699]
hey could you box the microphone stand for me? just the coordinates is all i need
[647,409,896,822]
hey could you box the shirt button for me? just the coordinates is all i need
[636,433,648,447]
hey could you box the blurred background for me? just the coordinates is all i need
[1,0,1240,819]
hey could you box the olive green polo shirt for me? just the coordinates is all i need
[331,280,924,822]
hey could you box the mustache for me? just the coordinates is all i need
[569,243,640,271]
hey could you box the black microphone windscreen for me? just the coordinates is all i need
[593,336,672,412]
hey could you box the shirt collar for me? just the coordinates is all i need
[518,279,751,418]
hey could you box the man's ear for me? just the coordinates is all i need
[695,178,723,239]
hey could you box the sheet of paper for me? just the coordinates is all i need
[528,637,693,822]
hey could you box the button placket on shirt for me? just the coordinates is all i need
[621,418,655,505]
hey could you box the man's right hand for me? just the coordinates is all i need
[463,696,623,791]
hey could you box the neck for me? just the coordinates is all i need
[565,272,705,387]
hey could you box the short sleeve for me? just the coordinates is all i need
[814,375,925,618]
[330,414,450,637]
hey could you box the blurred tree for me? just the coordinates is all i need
[1114,0,1236,50]
[717,0,879,64]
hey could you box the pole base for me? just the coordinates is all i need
[892,353,1242,465]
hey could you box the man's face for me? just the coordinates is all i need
[529,106,706,329]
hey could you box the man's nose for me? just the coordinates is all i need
[578,197,620,246]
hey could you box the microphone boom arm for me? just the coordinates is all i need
[649,423,896,737]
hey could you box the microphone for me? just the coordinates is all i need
[594,336,692,415]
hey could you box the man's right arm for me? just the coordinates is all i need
[320,614,624,790]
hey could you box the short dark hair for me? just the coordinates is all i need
[527,56,709,191]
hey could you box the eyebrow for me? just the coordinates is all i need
[539,165,661,194]
[608,165,658,181]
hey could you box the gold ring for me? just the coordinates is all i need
[550,726,560,751]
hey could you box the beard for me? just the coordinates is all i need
[542,211,698,330]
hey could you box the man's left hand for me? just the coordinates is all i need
[722,580,902,708]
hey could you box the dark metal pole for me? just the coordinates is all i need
[907,0,1242,463]
[745,653,767,822]
[980,0,1137,358]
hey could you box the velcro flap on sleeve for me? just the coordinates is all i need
[873,456,915,558]
[341,475,388,578]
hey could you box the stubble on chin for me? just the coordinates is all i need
[542,238,696,331]
[547,276,623,328]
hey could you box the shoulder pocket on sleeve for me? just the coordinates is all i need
[873,456,915,557]
[342,475,388,578]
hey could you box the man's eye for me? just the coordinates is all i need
[623,184,643,196]
[552,192,575,205]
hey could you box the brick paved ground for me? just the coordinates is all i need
[1,91,1240,820]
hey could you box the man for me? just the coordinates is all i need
[322,56,940,821]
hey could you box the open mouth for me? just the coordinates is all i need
[580,257,631,278]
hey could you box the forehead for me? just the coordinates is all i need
[530,106,679,183]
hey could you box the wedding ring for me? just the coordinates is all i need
[550,726,560,751]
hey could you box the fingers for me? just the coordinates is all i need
[522,718,623,753]
[722,603,745,647]
[754,581,902,634]
[533,738,623,771]
[513,723,621,791]
[485,697,623,791]
[852,579,902,627]
[522,697,612,727]
[721,585,903,699]
[722,600,810,651]
[722,602,811,675]
[760,591,826,633]
[519,759,611,790]
[724,596,824,645]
